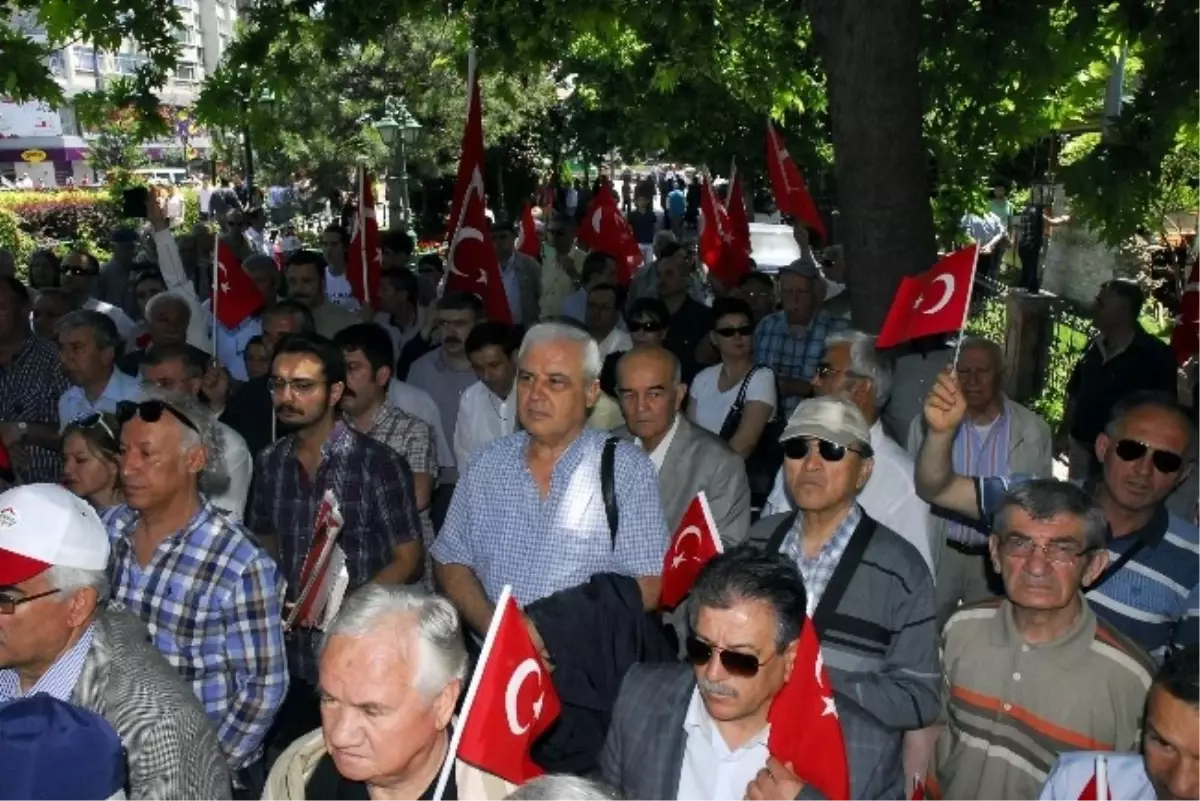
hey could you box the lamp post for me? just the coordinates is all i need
[373,96,421,230]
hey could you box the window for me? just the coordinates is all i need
[175,63,198,82]
[174,27,196,45]
[73,47,97,73]
[114,53,148,75]
[48,52,65,76]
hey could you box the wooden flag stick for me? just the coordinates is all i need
[358,165,369,307]
[950,242,983,369]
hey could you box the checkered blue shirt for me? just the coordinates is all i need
[754,308,850,415]
[432,428,670,607]
[779,504,862,613]
[0,622,95,701]
[105,501,288,770]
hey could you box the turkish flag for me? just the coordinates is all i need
[1171,261,1198,365]
[727,169,752,260]
[347,166,382,306]
[1076,755,1112,800]
[445,52,511,323]
[454,589,561,785]
[767,617,850,801]
[699,176,752,288]
[516,201,541,260]
[213,238,265,330]
[659,492,723,610]
[875,244,979,349]
[766,121,825,242]
[577,182,643,285]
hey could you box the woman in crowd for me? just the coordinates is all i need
[61,412,123,512]
[27,248,61,293]
[687,296,777,459]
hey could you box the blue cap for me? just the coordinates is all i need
[0,694,126,799]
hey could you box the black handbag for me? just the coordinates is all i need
[718,366,786,504]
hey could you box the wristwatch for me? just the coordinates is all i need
[15,422,27,443]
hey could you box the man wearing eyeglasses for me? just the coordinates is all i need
[916,371,1199,661]
[932,479,1155,800]
[745,395,941,799]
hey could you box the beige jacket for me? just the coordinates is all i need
[263,729,514,800]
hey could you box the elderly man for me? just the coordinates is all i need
[916,375,1199,660]
[600,546,816,799]
[935,480,1155,800]
[118,291,211,376]
[285,250,359,339]
[105,390,288,789]
[906,337,1051,624]
[615,345,750,545]
[56,310,140,426]
[492,219,542,327]
[1039,645,1197,800]
[433,322,669,636]
[265,583,512,799]
[746,396,941,798]
[753,261,850,416]
[763,330,935,574]
[0,483,230,798]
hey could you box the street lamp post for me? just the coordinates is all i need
[373,96,421,230]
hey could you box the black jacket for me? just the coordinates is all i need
[221,375,295,457]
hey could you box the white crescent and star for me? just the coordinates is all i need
[448,168,490,283]
[591,207,603,233]
[504,658,546,736]
[914,274,955,315]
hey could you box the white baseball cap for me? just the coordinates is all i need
[0,484,109,586]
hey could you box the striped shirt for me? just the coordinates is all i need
[936,598,1154,800]
[753,308,850,415]
[0,622,95,701]
[945,408,1011,546]
[979,475,1200,659]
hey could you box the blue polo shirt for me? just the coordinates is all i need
[979,475,1199,660]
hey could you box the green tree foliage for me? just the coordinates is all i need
[73,79,167,177]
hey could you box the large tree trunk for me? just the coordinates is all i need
[808,0,937,333]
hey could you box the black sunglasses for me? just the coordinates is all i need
[62,266,98,277]
[116,400,199,434]
[629,320,665,334]
[783,437,871,462]
[1114,439,1184,474]
[685,635,775,678]
[714,325,754,339]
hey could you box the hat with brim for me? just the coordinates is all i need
[780,396,874,456]
[0,484,109,587]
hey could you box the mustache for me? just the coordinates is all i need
[443,336,461,346]
[697,678,738,698]
[276,404,302,416]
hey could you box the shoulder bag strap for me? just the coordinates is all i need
[719,366,761,434]
[766,511,800,555]
[602,436,620,547]
[1084,536,1150,593]
[812,515,877,637]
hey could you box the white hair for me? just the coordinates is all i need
[518,322,603,384]
[321,584,468,698]
[505,775,621,800]
[959,336,1004,373]
[144,291,192,326]
[46,565,109,604]
[136,386,231,497]
[825,330,894,407]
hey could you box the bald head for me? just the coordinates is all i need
[616,346,685,448]
[617,345,682,389]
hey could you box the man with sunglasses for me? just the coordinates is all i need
[933,480,1155,800]
[916,372,1199,661]
[746,395,941,799]
[61,250,136,341]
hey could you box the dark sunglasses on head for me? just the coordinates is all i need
[685,635,774,678]
[783,437,871,462]
[1114,439,1184,474]
[629,320,665,334]
[116,399,199,434]
[714,325,754,339]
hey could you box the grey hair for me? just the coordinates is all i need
[824,330,894,407]
[320,584,468,698]
[518,322,603,384]
[144,291,192,326]
[992,478,1110,552]
[46,565,109,608]
[959,336,1004,373]
[505,775,623,800]
[137,386,231,497]
[1104,390,1193,446]
[56,310,120,352]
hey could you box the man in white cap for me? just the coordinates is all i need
[0,483,231,798]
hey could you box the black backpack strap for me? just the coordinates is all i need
[602,436,620,546]
[765,511,799,555]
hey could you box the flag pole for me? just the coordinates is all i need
[950,242,983,369]
[431,584,512,801]
[210,236,220,363]
[358,165,369,307]
[696,491,725,555]
[1095,755,1108,801]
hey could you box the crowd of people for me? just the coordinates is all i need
[0,180,1196,801]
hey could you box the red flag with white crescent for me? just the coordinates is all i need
[727,168,752,261]
[212,238,265,330]
[659,492,723,610]
[875,244,979,348]
[1171,260,1198,365]
[347,167,382,306]
[577,181,643,285]
[516,201,541,260]
[766,121,825,241]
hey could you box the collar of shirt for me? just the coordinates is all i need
[682,685,770,754]
[65,367,136,412]
[992,596,1097,668]
[635,414,681,472]
[0,622,96,702]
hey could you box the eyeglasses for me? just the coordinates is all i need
[628,320,665,334]
[714,325,754,339]
[999,533,1091,565]
[685,635,776,678]
[116,399,199,434]
[1114,439,1184,474]
[783,437,871,462]
[267,376,325,395]
[0,588,61,615]
[814,363,843,379]
[72,412,118,443]
[62,266,98,277]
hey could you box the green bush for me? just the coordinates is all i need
[0,209,35,274]
[0,190,120,251]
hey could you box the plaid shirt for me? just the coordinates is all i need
[248,421,422,683]
[105,500,288,770]
[432,428,670,607]
[754,308,849,415]
[0,334,70,483]
[780,504,862,614]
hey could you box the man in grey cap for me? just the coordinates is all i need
[747,396,940,800]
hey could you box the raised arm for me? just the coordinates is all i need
[913,368,983,520]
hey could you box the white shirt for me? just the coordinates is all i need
[388,379,453,471]
[635,414,681,472]
[764,420,936,574]
[597,327,633,359]
[325,267,361,311]
[208,422,252,521]
[203,305,261,382]
[688,365,778,435]
[676,687,770,801]
[374,309,425,359]
[454,380,517,470]
[245,226,270,256]
[1038,752,1155,800]
[58,369,140,429]
[82,297,136,342]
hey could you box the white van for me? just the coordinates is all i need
[133,168,188,186]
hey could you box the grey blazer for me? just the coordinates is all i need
[73,607,233,800]
[614,417,751,547]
